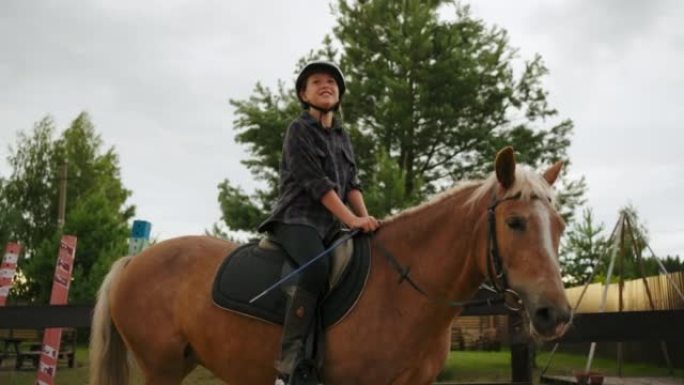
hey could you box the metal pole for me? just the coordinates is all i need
[617,219,626,377]
[57,163,67,230]
[627,216,675,375]
[509,311,532,384]
[585,215,622,373]
[647,243,684,302]
[541,213,621,379]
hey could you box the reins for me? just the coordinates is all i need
[373,190,525,312]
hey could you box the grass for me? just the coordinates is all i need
[0,347,681,384]
[0,346,225,385]
[537,351,684,379]
[438,351,513,382]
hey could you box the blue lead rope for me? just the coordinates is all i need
[248,229,361,304]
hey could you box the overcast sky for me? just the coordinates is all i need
[1,0,682,259]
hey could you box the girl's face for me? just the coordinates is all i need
[300,72,339,110]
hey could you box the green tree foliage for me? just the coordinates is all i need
[216,82,302,231]
[0,113,134,303]
[219,0,585,232]
[362,149,421,216]
[216,179,266,232]
[2,118,57,251]
[0,178,22,246]
[336,1,585,218]
[656,255,684,273]
[559,208,609,287]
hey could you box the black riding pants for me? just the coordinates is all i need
[270,223,330,295]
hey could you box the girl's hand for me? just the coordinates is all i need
[348,215,380,233]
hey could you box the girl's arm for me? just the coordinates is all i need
[346,189,369,217]
[320,190,379,233]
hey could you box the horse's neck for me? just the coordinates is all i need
[374,187,487,315]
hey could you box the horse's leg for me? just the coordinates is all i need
[385,337,451,385]
[171,239,282,385]
[114,317,193,385]
[137,340,196,385]
[108,243,201,385]
[181,300,282,385]
[387,365,445,385]
[110,236,281,385]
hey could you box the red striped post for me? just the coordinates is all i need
[0,243,21,306]
[35,235,77,385]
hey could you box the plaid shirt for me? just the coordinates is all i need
[258,111,362,240]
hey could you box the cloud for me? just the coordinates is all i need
[468,0,684,258]
[1,0,682,258]
[0,0,337,239]
[533,0,674,52]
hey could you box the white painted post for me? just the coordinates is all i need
[35,235,77,385]
[0,243,21,306]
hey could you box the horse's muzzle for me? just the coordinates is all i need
[530,303,572,340]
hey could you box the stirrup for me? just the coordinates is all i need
[290,360,321,385]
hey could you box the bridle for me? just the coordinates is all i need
[484,192,524,312]
[374,190,525,312]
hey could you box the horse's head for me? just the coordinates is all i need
[475,147,572,340]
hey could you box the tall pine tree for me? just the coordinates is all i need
[560,208,608,287]
[218,1,585,233]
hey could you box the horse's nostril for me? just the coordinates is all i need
[535,307,553,324]
[534,306,571,334]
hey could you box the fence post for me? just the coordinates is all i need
[509,311,533,384]
[129,220,152,256]
[0,243,21,306]
[35,235,77,385]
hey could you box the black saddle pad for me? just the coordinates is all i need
[211,234,371,328]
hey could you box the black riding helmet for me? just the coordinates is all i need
[295,60,346,112]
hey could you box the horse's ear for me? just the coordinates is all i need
[495,146,516,189]
[543,161,563,186]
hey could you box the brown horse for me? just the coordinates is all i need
[89,147,571,385]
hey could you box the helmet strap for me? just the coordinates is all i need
[307,103,337,128]
[308,102,338,114]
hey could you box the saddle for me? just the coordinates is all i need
[211,232,371,328]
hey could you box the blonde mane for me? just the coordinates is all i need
[382,181,480,224]
[468,165,557,205]
[383,165,556,225]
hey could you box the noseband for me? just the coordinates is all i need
[375,190,525,312]
[485,192,524,312]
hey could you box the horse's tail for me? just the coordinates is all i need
[89,256,132,385]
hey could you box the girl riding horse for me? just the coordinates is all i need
[257,60,379,384]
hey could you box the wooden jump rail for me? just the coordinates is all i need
[1,304,682,384]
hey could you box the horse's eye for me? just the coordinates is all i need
[506,216,526,232]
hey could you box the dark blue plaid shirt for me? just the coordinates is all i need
[258,111,362,240]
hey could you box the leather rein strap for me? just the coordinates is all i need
[373,190,524,311]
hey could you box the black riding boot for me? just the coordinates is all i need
[275,286,320,385]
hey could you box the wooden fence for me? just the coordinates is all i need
[0,290,538,384]
[2,292,683,383]
[565,271,684,312]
